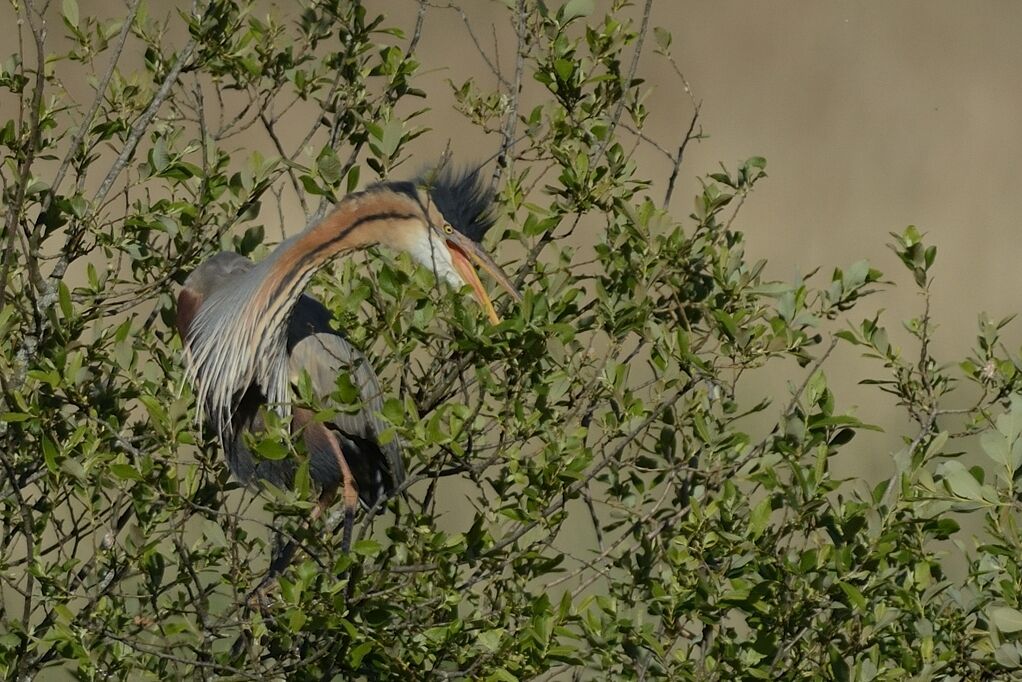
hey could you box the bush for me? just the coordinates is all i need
[0,1,1020,679]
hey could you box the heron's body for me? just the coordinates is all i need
[177,257,404,508]
[176,166,520,554]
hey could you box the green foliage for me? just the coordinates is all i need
[0,1,1020,680]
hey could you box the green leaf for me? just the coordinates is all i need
[376,119,404,158]
[109,463,143,481]
[982,395,1022,477]
[346,165,361,193]
[69,194,87,218]
[995,643,1022,668]
[939,460,992,504]
[300,174,324,196]
[58,282,73,321]
[805,370,826,405]
[352,539,381,557]
[288,609,307,632]
[992,606,1022,633]
[486,669,518,682]
[381,398,406,426]
[477,628,505,653]
[60,457,86,481]
[253,438,289,460]
[749,497,771,538]
[653,27,672,52]
[62,0,79,27]
[42,435,59,473]
[317,146,342,185]
[152,138,169,173]
[349,642,373,667]
[203,519,228,547]
[837,581,866,611]
[113,340,134,369]
[562,0,594,20]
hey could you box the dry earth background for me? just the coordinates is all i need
[2,0,1020,591]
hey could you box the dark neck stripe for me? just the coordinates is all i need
[266,210,419,321]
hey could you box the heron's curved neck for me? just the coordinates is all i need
[261,191,422,308]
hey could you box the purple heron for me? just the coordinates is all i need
[176,166,520,551]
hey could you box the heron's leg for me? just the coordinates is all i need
[256,487,338,606]
[266,533,298,579]
[334,449,359,553]
[251,420,358,606]
[266,506,296,575]
[298,414,358,552]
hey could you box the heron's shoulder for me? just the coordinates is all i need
[175,287,203,338]
[182,251,256,297]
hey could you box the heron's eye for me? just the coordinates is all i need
[443,224,454,234]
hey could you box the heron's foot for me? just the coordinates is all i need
[246,575,279,612]
[267,538,299,577]
[228,627,253,661]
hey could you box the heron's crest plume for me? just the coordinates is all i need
[420,164,496,242]
[384,164,495,243]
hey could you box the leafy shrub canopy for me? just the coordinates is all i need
[0,1,1020,680]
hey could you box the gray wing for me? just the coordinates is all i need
[287,295,406,502]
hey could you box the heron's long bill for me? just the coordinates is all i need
[445,238,521,325]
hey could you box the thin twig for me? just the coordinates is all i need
[0,0,48,309]
[662,104,701,209]
[48,0,143,204]
[491,0,526,191]
[589,0,653,167]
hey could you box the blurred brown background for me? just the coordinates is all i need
[4,0,1020,481]
[406,1,1022,482]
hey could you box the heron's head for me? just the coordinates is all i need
[379,165,521,324]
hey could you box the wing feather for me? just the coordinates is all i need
[287,295,406,500]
